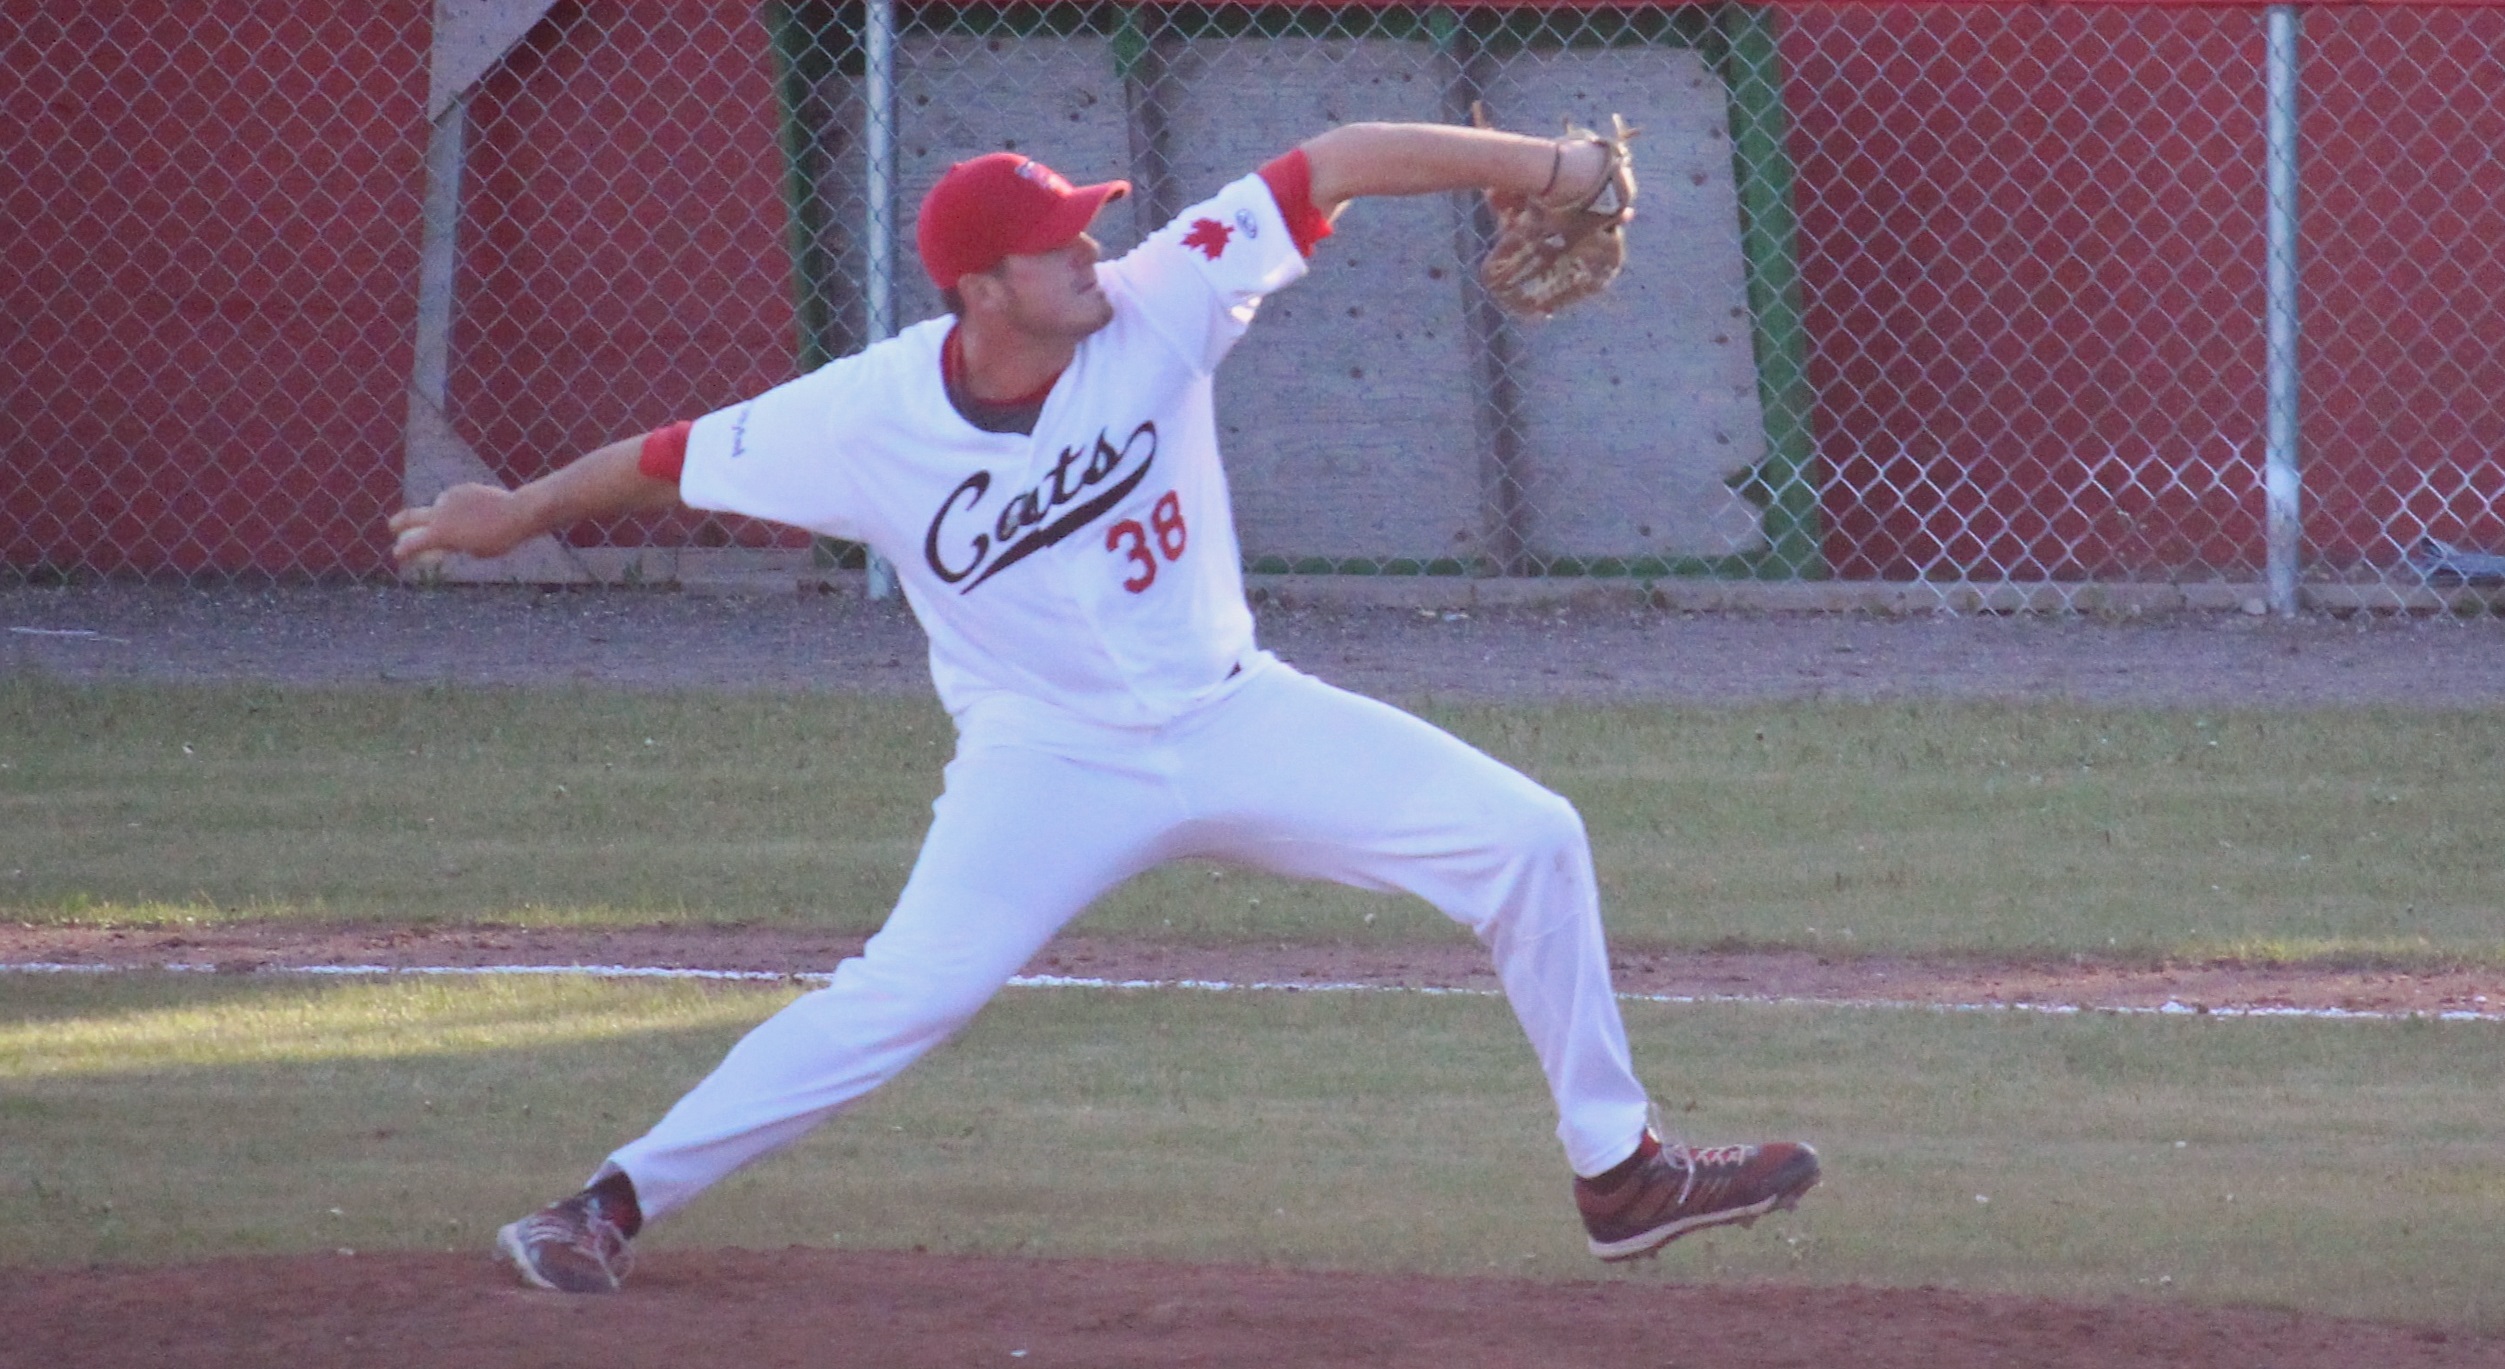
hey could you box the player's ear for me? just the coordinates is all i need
[955,267,1008,319]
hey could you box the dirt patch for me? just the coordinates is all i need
[4,1247,2497,1369]
[8,921,2500,1019]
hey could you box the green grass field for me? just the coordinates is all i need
[1,972,2498,1329]
[4,678,2502,963]
[4,679,2503,1332]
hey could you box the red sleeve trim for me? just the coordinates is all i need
[1257,148,1334,258]
[638,420,692,483]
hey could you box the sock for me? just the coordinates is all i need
[585,1169,644,1239]
[1589,1130,1663,1187]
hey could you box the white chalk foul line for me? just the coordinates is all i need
[7,626,132,643]
[3,960,2500,1024]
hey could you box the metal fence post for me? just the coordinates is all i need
[862,0,901,601]
[2264,4,2305,616]
[1433,9,1531,579]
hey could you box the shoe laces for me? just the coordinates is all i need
[520,1194,623,1251]
[1643,1104,1757,1205]
[1660,1140,1755,1206]
[515,1206,585,1247]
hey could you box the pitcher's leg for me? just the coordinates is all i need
[1176,668,1651,1176]
[603,889,1054,1220]
[604,741,1178,1220]
[1464,785,1655,1177]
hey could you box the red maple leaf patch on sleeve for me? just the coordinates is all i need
[1180,217,1232,261]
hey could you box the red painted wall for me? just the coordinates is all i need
[1781,1,2505,580]
[451,1,807,552]
[2295,5,2505,570]
[2,0,803,579]
[4,1,430,577]
[1785,4,2266,580]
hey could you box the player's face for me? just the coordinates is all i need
[989,233,1114,341]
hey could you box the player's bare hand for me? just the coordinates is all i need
[389,482,529,569]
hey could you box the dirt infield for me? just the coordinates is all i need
[7,1246,2500,1369]
[12,586,2505,1362]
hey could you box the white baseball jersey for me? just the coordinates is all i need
[677,173,1308,730]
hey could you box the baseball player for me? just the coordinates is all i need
[390,117,1819,1294]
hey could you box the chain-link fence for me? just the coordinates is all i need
[9,1,2505,611]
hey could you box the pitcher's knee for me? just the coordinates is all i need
[1460,785,1600,944]
[1502,785,1591,865]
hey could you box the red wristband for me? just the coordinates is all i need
[638,420,691,482]
[1257,148,1334,258]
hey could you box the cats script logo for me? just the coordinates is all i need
[923,420,1160,593]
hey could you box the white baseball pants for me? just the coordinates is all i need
[605,660,1652,1219]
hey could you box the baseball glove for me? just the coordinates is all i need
[1473,103,1638,320]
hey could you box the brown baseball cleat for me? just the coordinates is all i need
[496,1173,641,1293]
[1575,1129,1820,1261]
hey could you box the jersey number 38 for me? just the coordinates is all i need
[1105,490,1188,593]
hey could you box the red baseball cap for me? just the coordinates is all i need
[916,153,1130,293]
